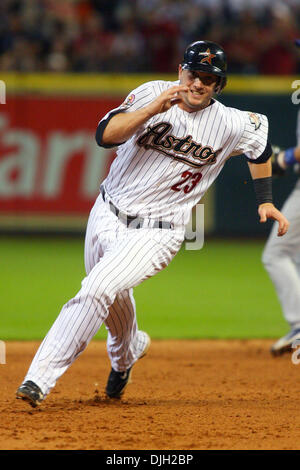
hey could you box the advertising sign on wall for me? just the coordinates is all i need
[0,95,121,230]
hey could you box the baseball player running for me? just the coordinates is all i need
[262,114,300,356]
[16,40,289,407]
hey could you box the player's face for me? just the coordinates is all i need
[178,66,218,112]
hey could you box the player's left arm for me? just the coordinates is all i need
[247,157,289,237]
[235,111,289,236]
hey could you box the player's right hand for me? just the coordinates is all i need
[145,85,189,116]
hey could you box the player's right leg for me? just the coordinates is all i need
[262,184,300,355]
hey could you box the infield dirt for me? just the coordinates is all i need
[1,340,299,450]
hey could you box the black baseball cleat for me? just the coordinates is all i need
[16,380,44,408]
[105,368,133,399]
[270,328,300,357]
[105,331,151,399]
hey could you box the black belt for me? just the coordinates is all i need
[100,185,173,230]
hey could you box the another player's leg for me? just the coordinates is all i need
[262,186,300,356]
[104,289,151,398]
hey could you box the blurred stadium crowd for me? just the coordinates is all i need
[0,0,300,75]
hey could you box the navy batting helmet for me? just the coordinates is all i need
[182,40,227,93]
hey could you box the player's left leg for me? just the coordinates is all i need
[105,289,146,372]
[104,290,151,398]
[85,198,148,373]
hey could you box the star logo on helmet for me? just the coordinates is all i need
[199,48,216,65]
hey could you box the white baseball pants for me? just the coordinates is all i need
[24,192,184,397]
[262,180,300,328]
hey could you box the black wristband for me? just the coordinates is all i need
[253,176,273,205]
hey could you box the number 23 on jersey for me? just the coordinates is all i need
[171,171,202,194]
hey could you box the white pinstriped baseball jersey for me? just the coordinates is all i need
[100,79,269,226]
